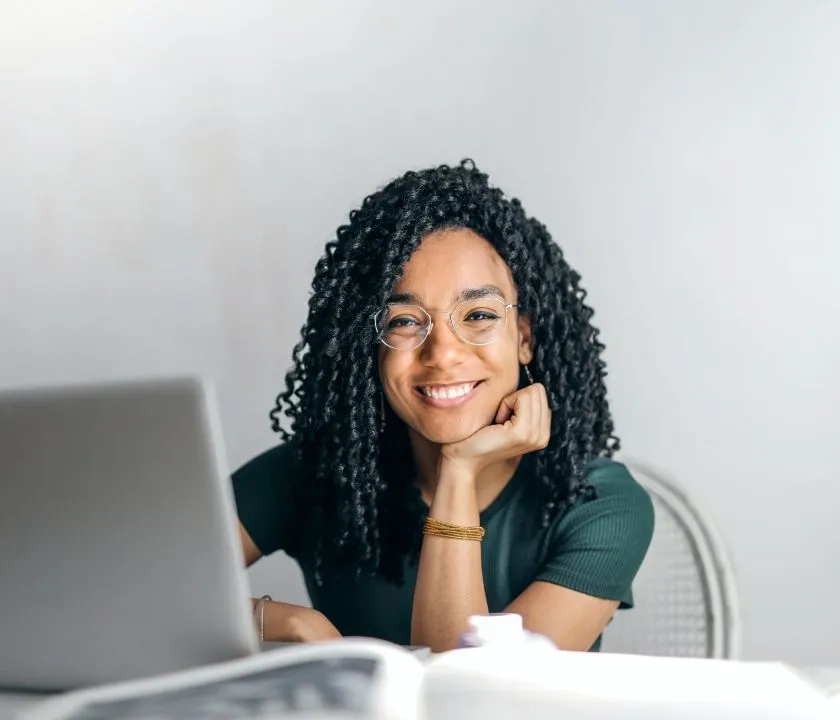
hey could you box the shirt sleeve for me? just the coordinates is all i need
[535,459,655,608]
[231,442,300,557]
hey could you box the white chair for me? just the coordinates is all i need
[600,460,741,659]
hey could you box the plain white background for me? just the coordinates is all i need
[1,0,837,665]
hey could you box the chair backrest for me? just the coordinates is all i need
[600,460,741,659]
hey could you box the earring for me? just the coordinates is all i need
[523,364,535,385]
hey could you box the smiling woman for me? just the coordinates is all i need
[232,160,654,653]
[378,232,529,446]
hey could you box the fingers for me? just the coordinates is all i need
[443,383,552,474]
[496,383,551,451]
[494,394,516,424]
[527,383,550,450]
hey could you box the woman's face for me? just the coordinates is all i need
[378,228,532,445]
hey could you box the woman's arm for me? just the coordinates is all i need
[508,461,655,649]
[258,599,342,642]
[240,523,263,567]
[411,383,654,652]
[411,384,550,651]
[410,466,487,652]
[233,446,339,641]
[506,583,620,650]
[411,480,647,652]
[241,523,341,642]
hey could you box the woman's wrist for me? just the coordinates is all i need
[436,456,480,487]
[258,600,309,642]
[430,463,481,526]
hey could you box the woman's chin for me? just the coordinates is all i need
[414,418,485,446]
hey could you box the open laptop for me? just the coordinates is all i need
[0,376,258,692]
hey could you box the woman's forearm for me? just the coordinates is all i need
[251,599,341,642]
[251,599,303,641]
[411,465,489,652]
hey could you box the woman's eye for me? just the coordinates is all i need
[465,311,500,322]
[388,317,420,329]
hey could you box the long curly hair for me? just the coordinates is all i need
[270,159,618,584]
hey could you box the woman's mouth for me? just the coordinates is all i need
[413,381,484,408]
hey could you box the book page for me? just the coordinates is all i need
[59,657,378,720]
[19,641,424,720]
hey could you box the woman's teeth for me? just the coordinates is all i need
[420,383,476,399]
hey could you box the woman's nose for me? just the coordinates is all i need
[419,317,465,366]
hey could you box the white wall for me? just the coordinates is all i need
[1,0,837,665]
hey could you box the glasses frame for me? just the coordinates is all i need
[373,300,518,351]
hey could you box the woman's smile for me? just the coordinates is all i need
[413,380,486,408]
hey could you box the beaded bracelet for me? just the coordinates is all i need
[423,516,485,541]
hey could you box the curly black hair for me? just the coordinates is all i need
[270,159,618,584]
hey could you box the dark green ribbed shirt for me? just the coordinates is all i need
[232,444,654,650]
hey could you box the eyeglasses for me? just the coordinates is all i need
[373,297,518,351]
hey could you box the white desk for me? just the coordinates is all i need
[2,664,839,720]
[800,666,840,697]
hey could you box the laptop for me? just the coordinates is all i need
[0,376,259,692]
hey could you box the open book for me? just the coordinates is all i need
[17,639,837,720]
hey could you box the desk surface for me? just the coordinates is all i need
[799,666,840,696]
[2,664,839,720]
[0,643,430,719]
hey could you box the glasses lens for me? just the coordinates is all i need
[452,298,507,345]
[376,304,430,349]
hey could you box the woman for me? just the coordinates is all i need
[234,160,654,653]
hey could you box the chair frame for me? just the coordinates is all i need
[622,458,742,659]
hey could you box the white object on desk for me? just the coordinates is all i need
[459,612,555,649]
[5,645,840,720]
[422,647,831,720]
[800,667,840,698]
[15,640,423,720]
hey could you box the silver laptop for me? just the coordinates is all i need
[0,376,259,692]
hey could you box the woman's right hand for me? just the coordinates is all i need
[262,601,342,642]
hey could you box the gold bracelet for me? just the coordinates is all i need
[253,594,272,642]
[423,516,485,542]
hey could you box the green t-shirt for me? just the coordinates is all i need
[232,443,654,650]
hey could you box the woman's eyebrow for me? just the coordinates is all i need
[459,285,506,302]
[387,285,506,305]
[387,291,421,304]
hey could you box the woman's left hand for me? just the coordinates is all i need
[439,383,551,479]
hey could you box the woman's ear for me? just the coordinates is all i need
[517,312,533,365]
